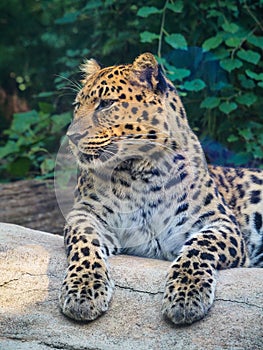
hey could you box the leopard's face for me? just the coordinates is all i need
[67,53,187,169]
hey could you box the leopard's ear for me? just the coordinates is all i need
[131,53,167,93]
[80,58,101,81]
[133,52,158,72]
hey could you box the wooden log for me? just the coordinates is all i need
[0,179,73,234]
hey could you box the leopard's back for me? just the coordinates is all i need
[209,165,263,266]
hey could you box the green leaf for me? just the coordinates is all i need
[83,0,103,10]
[168,68,191,82]
[183,79,206,91]
[202,35,223,50]
[166,1,184,13]
[223,2,238,12]
[254,145,263,159]
[200,97,221,109]
[236,93,257,107]
[11,110,39,133]
[239,128,253,141]
[41,158,56,174]
[66,49,80,57]
[222,22,239,33]
[237,50,261,64]
[37,91,55,98]
[140,31,159,43]
[55,11,80,24]
[219,101,237,114]
[225,37,242,47]
[247,35,263,49]
[0,141,19,158]
[207,9,224,18]
[220,58,243,72]
[258,81,263,88]
[227,134,239,142]
[165,33,187,50]
[210,48,229,60]
[245,70,263,81]
[155,56,167,66]
[238,74,256,89]
[137,6,161,17]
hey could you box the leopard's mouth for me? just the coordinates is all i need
[72,134,135,164]
[71,130,164,166]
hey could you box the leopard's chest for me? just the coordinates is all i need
[92,178,189,259]
[93,168,173,227]
[78,157,198,259]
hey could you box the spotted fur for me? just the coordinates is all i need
[59,53,263,325]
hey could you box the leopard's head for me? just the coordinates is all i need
[67,53,191,169]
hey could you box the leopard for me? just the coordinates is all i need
[59,52,263,325]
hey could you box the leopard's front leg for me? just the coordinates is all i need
[162,223,249,325]
[59,210,118,321]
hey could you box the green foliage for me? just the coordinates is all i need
[137,6,162,17]
[0,105,71,180]
[165,34,188,50]
[0,0,262,182]
[136,0,263,167]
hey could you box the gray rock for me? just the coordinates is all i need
[0,222,262,350]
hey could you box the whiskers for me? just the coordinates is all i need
[97,143,119,164]
[55,74,82,97]
[76,130,180,167]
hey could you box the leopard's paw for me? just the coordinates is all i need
[161,263,217,325]
[59,270,114,321]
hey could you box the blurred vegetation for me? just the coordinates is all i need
[0,0,262,181]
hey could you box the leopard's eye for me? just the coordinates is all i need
[96,99,116,111]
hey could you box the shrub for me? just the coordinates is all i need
[0,0,262,181]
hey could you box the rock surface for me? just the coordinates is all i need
[0,223,262,350]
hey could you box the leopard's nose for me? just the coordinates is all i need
[67,133,82,146]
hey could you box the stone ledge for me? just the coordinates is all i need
[0,223,262,350]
